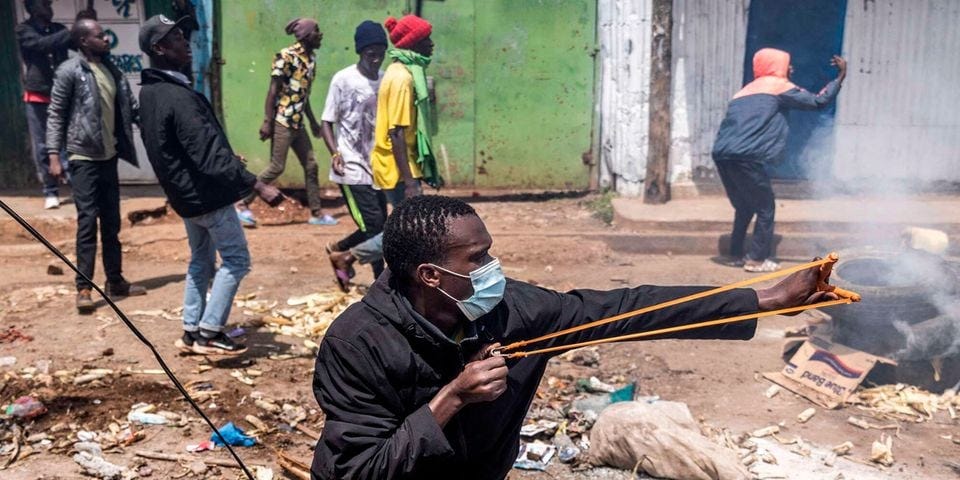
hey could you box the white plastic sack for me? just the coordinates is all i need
[588,401,749,480]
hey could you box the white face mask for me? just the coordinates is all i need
[431,258,506,321]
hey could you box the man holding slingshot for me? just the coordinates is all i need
[311,195,853,480]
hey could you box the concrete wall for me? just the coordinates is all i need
[834,0,960,184]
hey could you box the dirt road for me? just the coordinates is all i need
[0,194,953,479]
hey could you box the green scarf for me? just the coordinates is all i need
[388,48,443,188]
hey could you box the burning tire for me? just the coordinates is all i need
[827,246,960,391]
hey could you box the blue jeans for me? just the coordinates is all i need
[182,205,251,333]
[25,101,68,196]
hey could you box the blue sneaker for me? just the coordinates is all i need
[308,214,338,226]
[236,208,257,228]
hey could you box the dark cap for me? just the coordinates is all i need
[138,15,190,54]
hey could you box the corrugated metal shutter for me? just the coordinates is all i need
[670,0,749,184]
[598,0,652,195]
[835,0,960,183]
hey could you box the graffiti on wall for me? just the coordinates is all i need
[109,54,143,74]
[112,0,135,19]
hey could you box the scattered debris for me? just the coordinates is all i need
[796,408,817,423]
[848,383,958,423]
[277,450,311,480]
[764,385,782,399]
[832,441,854,456]
[73,449,135,480]
[559,346,600,367]
[46,263,63,276]
[519,419,558,440]
[186,440,216,453]
[210,422,256,447]
[553,432,581,463]
[846,416,898,431]
[514,441,556,471]
[752,426,780,438]
[870,434,894,467]
[127,404,168,425]
[0,327,33,344]
[4,396,46,420]
[577,376,616,394]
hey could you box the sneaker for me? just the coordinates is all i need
[236,208,257,228]
[308,214,338,226]
[192,331,247,356]
[174,331,198,353]
[105,280,147,298]
[76,289,95,314]
[744,259,781,273]
[44,195,60,210]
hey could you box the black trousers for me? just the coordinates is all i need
[70,158,124,290]
[336,184,387,277]
[715,158,775,262]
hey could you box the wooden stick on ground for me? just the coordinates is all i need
[134,450,262,470]
[277,450,311,480]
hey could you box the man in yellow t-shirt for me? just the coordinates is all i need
[326,14,434,290]
[370,14,434,204]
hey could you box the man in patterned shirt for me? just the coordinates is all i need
[238,17,336,227]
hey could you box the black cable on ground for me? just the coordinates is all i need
[0,199,255,480]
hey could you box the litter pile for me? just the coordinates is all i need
[848,383,960,423]
[235,289,365,341]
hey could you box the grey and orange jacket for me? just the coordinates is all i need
[712,48,841,162]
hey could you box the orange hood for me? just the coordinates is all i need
[734,48,797,99]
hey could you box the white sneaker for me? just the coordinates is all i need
[44,196,60,210]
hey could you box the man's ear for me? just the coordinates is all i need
[150,43,163,57]
[416,264,442,289]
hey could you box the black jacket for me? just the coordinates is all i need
[15,18,70,96]
[138,69,257,218]
[46,56,139,166]
[311,273,759,480]
[711,81,841,163]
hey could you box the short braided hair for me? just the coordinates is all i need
[383,195,477,284]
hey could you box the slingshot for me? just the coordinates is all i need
[494,253,860,359]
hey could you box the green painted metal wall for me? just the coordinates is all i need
[220,0,596,188]
[0,0,35,189]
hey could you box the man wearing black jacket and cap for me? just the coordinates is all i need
[16,0,71,209]
[137,15,281,355]
[311,195,836,479]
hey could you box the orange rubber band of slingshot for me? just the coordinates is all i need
[498,255,838,355]
[500,298,854,359]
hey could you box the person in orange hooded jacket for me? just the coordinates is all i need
[712,48,846,273]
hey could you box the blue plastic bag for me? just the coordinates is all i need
[210,422,256,447]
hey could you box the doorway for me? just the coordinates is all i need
[743,0,847,180]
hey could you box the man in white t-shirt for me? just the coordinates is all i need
[320,20,388,290]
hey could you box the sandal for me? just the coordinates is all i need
[716,256,746,268]
[326,244,355,292]
[744,259,780,273]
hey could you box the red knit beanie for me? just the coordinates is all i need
[384,15,432,49]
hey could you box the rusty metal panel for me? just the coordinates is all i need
[221,1,408,186]
[598,0,652,195]
[670,0,749,184]
[473,0,597,189]
[834,0,960,183]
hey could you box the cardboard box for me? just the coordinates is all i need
[764,336,896,409]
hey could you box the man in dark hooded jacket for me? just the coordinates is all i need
[311,195,836,479]
[712,48,846,273]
